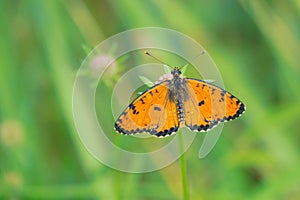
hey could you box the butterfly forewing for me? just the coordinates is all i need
[114,81,179,137]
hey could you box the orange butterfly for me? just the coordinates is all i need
[114,53,245,137]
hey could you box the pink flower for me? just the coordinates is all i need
[90,55,117,76]
[154,73,173,85]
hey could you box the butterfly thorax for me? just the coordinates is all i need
[168,74,188,102]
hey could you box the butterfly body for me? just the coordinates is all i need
[114,67,245,137]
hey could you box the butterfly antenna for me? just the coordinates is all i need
[144,51,172,68]
[179,50,206,70]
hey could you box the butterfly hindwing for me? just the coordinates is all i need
[114,81,179,137]
[184,78,245,131]
[182,83,209,131]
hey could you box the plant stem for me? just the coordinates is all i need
[178,132,189,200]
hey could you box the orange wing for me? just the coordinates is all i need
[114,81,179,137]
[184,78,245,132]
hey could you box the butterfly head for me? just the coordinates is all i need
[171,67,182,78]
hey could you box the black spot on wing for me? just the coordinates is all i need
[198,100,205,106]
[132,109,139,115]
[129,103,136,110]
[114,123,128,134]
[211,88,216,94]
[139,98,145,104]
[120,111,127,116]
[220,90,226,97]
[114,123,148,135]
[154,106,161,111]
[188,124,210,132]
[154,126,179,137]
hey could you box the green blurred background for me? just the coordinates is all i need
[1,0,300,199]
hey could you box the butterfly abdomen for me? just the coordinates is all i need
[176,100,185,126]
